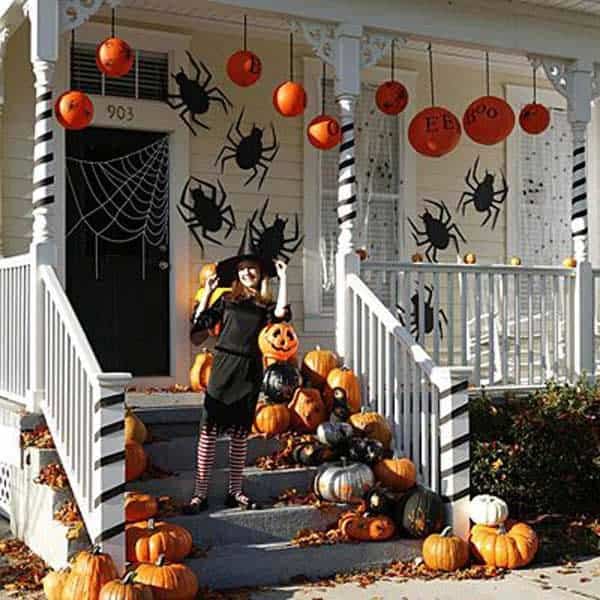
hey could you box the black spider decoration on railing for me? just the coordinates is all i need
[249,198,303,264]
[408,199,466,263]
[457,156,508,230]
[166,51,233,136]
[396,285,448,342]
[215,108,279,190]
[177,176,236,255]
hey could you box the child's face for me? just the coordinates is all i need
[238,262,261,289]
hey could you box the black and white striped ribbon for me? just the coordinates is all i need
[571,139,587,260]
[32,88,55,210]
[337,110,357,226]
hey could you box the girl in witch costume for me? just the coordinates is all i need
[184,224,291,513]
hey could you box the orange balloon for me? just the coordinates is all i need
[273,81,307,117]
[463,95,515,145]
[519,102,550,135]
[96,37,134,78]
[375,80,409,115]
[227,50,262,87]
[408,106,461,157]
[307,114,341,150]
[54,90,94,130]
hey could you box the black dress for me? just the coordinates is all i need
[191,293,291,435]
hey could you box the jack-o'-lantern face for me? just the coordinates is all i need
[259,322,299,361]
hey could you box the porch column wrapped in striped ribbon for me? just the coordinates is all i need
[571,122,588,263]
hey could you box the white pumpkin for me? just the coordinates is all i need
[469,494,509,525]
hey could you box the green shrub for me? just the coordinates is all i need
[471,381,600,518]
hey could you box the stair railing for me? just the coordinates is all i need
[39,264,130,570]
[346,273,472,538]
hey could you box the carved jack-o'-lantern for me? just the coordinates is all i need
[258,322,299,367]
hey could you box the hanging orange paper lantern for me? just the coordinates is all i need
[273,81,307,117]
[227,49,262,87]
[463,95,515,145]
[519,102,550,135]
[307,114,341,150]
[96,37,134,78]
[54,90,94,130]
[408,106,461,157]
[376,80,409,115]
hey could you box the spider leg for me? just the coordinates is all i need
[277,250,292,262]
[425,244,434,262]
[207,87,234,111]
[448,233,463,256]
[244,167,259,187]
[176,205,198,224]
[166,96,185,110]
[187,223,206,256]
[179,109,197,136]
[415,238,430,247]
[457,191,474,213]
[235,107,246,139]
[190,113,210,130]
[218,152,237,174]
[490,204,501,230]
[220,208,236,237]
[201,228,225,246]
[464,167,477,192]
[407,217,426,237]
[178,193,200,215]
[262,123,278,151]
[257,198,269,230]
[186,50,202,83]
[215,146,236,170]
[198,59,213,88]
[448,223,467,243]
[215,180,227,208]
[481,209,493,228]
[282,236,304,254]
[472,156,482,186]
[257,162,269,190]
[424,198,445,221]
[262,144,280,162]
[425,285,433,304]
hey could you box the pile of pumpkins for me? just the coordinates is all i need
[421,494,539,572]
[125,408,150,483]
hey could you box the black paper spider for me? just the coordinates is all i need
[408,199,466,263]
[396,285,448,342]
[215,108,279,190]
[457,156,508,230]
[177,177,236,254]
[249,198,303,263]
[166,51,233,136]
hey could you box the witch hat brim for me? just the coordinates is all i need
[216,221,277,286]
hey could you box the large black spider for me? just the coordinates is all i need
[177,176,236,255]
[215,107,279,190]
[166,51,232,136]
[396,285,448,342]
[457,156,508,230]
[249,198,303,263]
[408,199,466,263]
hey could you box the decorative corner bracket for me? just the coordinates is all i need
[59,0,120,33]
[0,27,10,59]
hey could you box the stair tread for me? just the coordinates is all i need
[136,465,315,478]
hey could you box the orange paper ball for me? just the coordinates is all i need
[273,81,307,117]
[408,106,461,157]
[463,95,515,145]
[96,37,134,78]
[375,80,409,115]
[519,102,550,135]
[307,114,341,150]
[54,90,94,130]
[227,50,262,87]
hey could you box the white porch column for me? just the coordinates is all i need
[0,27,8,258]
[26,0,59,412]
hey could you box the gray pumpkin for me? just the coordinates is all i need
[316,422,354,447]
[313,458,375,503]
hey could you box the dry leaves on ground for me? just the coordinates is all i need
[156,495,184,518]
[0,538,48,593]
[34,463,69,490]
[198,587,252,600]
[275,488,340,514]
[255,433,317,471]
[21,425,54,449]
[126,384,191,394]
[54,500,85,540]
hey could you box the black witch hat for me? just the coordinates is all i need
[216,220,277,286]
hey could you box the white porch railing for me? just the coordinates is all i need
[38,264,130,569]
[346,273,472,538]
[361,262,578,387]
[0,254,31,404]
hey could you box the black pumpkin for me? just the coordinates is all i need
[347,437,385,466]
[292,441,328,466]
[261,361,303,403]
[396,485,446,538]
[363,485,397,516]
[329,388,351,423]
[316,422,354,448]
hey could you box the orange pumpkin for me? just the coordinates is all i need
[324,367,361,413]
[463,96,515,145]
[253,402,291,436]
[43,569,71,600]
[258,322,299,367]
[375,80,409,115]
[301,346,339,390]
[373,458,416,492]
[63,546,118,600]
[134,555,198,600]
[96,37,134,78]
[408,106,461,157]
[411,253,424,263]
[470,522,538,568]
[307,114,341,150]
[125,492,158,523]
[125,408,147,444]
[99,572,154,600]
[189,348,213,392]
[227,49,262,87]
[55,90,94,130]
[423,526,470,571]
[349,411,392,449]
[463,252,477,265]
[288,388,327,433]
[125,440,147,482]
[563,256,577,268]
[126,518,192,563]
[273,81,307,117]
[339,512,396,541]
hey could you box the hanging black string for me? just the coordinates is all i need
[390,39,395,82]
[289,33,294,81]
[485,51,490,96]
[111,8,116,38]
[533,65,537,104]
[243,14,247,52]
[428,43,435,106]
[71,29,79,90]
[321,62,326,114]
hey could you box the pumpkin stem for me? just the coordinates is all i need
[156,554,166,567]
[440,526,453,537]
[147,518,155,530]
[122,571,137,585]
[497,523,507,534]
[90,544,102,555]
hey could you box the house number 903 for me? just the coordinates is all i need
[107,104,134,121]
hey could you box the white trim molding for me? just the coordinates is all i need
[59,0,120,33]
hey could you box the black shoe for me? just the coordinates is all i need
[224,492,262,510]
[182,496,209,515]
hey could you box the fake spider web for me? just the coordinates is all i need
[66,136,169,280]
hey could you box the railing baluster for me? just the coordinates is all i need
[528,275,534,385]
[540,275,547,383]
[361,298,368,402]
[460,271,468,365]
[385,330,393,426]
[402,346,410,456]
[369,309,377,408]
[474,272,482,386]
[447,272,454,364]
[553,275,559,377]
[433,271,440,363]
[514,272,521,385]
[420,368,429,487]
[488,273,495,385]
[352,291,359,372]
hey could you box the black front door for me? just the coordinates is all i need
[66,127,170,376]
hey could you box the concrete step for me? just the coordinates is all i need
[188,538,422,589]
[169,503,347,546]
[129,403,204,438]
[145,436,281,471]
[127,467,316,504]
